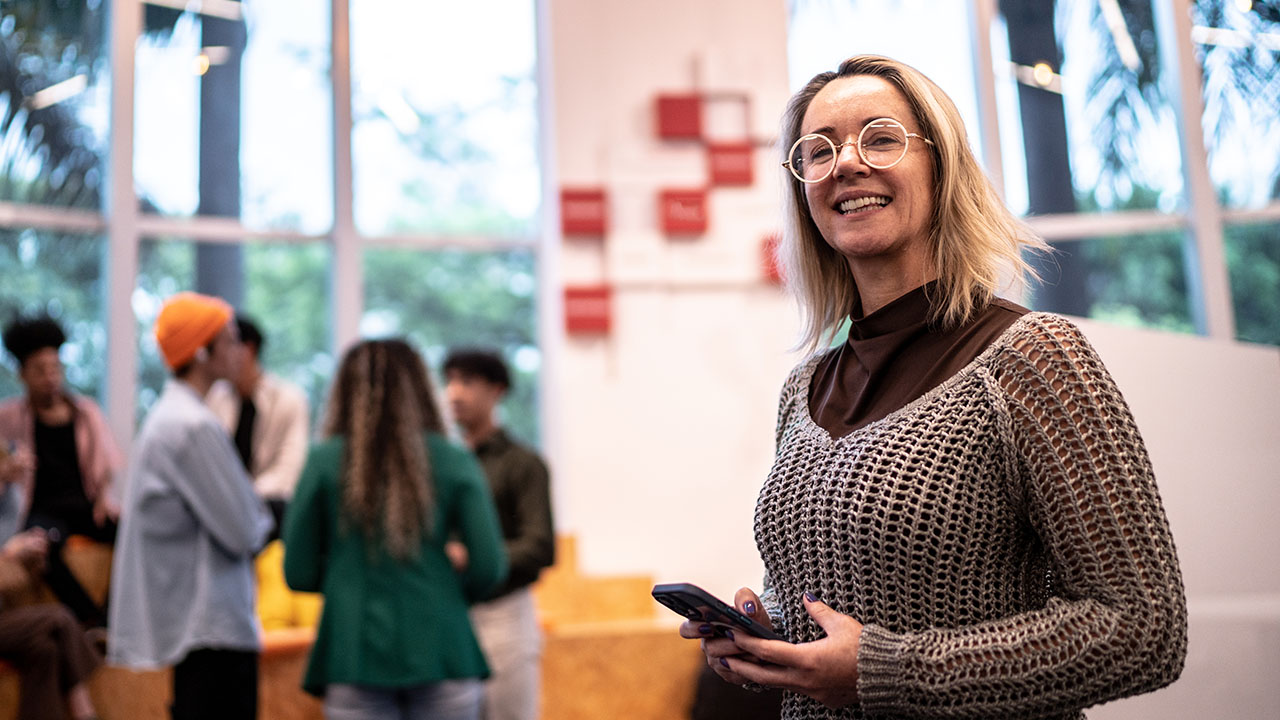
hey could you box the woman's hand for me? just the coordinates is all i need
[0,445,33,485]
[679,586,773,682]
[444,540,469,572]
[93,494,120,527]
[2,528,49,573]
[684,589,864,710]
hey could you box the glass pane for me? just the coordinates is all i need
[786,0,984,164]
[134,2,333,233]
[1225,221,1280,346]
[992,0,1184,215]
[351,0,540,237]
[0,2,109,209]
[135,238,333,423]
[0,230,107,401]
[1192,1,1280,209]
[1027,230,1195,333]
[363,247,540,444]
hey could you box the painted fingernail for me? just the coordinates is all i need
[720,657,729,668]
[698,624,713,635]
[743,601,756,614]
[725,629,735,641]
[804,591,818,603]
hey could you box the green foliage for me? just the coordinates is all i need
[242,243,333,426]
[0,229,105,401]
[1225,222,1280,345]
[1194,0,1280,206]
[0,0,107,209]
[363,247,540,446]
[1073,230,1195,334]
[1033,184,1194,333]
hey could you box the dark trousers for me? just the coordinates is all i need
[25,511,115,628]
[172,648,259,720]
[0,604,102,720]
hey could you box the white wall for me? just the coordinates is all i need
[1076,321,1280,719]
[547,0,796,599]
[546,0,1280,716]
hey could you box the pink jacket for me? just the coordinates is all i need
[0,392,123,525]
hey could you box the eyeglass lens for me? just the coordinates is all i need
[788,119,910,182]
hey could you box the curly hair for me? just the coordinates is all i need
[778,55,1047,353]
[322,338,445,560]
[3,315,66,366]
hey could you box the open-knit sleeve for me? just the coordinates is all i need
[855,315,1186,717]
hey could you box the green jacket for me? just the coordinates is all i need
[283,432,507,696]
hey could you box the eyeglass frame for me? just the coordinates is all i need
[781,117,935,183]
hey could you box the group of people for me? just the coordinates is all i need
[1,51,1189,720]
[0,294,555,720]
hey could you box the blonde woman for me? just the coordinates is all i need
[679,55,1187,719]
[285,338,507,720]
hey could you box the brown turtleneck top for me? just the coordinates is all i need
[808,282,1028,438]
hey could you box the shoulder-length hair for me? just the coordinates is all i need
[778,54,1047,353]
[323,337,445,559]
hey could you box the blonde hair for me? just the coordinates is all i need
[778,55,1047,353]
[323,338,445,560]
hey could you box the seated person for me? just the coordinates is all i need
[0,316,122,629]
[0,527,103,720]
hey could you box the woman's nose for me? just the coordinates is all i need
[832,142,870,179]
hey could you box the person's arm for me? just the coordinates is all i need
[496,451,554,592]
[848,315,1187,717]
[452,452,508,602]
[76,399,123,524]
[173,421,272,557]
[282,445,331,593]
[252,384,310,499]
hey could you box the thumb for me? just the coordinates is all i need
[802,591,840,632]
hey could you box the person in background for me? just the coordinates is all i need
[206,314,310,541]
[285,338,507,720]
[0,527,103,720]
[679,55,1186,719]
[108,292,272,720]
[0,315,122,629]
[443,348,554,720]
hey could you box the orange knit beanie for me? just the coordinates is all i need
[154,292,233,370]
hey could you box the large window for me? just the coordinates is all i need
[0,0,545,448]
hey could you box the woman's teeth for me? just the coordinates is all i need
[839,196,890,214]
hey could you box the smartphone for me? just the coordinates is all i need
[652,582,785,642]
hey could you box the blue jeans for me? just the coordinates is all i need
[325,680,483,720]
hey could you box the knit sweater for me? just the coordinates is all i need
[756,313,1186,719]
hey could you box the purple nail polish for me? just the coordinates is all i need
[743,601,756,615]
[725,629,735,641]
[720,657,729,668]
[699,624,713,635]
[804,591,818,603]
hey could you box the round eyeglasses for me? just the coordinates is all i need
[782,118,934,183]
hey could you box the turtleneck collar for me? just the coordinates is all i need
[846,281,936,341]
[808,285,1028,439]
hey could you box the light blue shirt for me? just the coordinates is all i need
[108,379,272,668]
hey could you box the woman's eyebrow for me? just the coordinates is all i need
[802,117,903,137]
